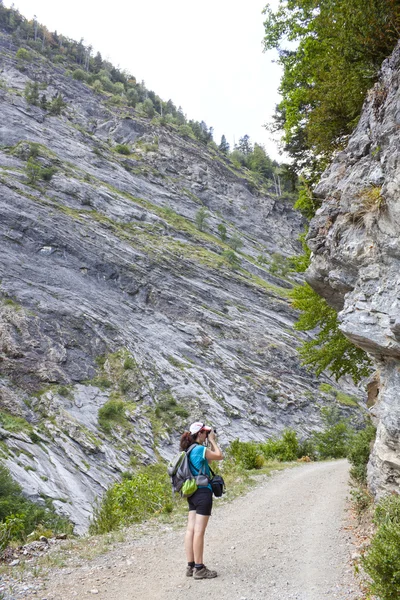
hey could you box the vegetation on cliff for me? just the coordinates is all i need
[264,0,400,382]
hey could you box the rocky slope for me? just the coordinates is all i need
[0,30,362,532]
[307,41,400,499]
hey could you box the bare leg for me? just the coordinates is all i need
[184,510,196,562]
[193,514,210,564]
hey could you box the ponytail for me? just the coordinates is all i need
[180,431,197,451]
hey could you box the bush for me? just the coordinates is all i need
[222,249,241,269]
[227,233,243,251]
[16,48,31,62]
[90,463,172,534]
[98,399,126,431]
[0,465,71,549]
[72,69,87,81]
[363,494,400,599]
[195,207,209,232]
[347,424,376,484]
[261,429,300,461]
[227,440,264,470]
[115,144,131,155]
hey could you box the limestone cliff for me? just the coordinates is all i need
[307,41,400,499]
[0,31,361,532]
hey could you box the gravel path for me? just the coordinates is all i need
[39,460,360,600]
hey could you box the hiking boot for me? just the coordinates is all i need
[186,565,194,577]
[193,566,217,579]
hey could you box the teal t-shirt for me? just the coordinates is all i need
[189,444,212,491]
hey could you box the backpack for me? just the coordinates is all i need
[167,444,197,496]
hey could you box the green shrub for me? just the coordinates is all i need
[72,69,87,81]
[261,429,299,461]
[347,424,376,484]
[195,207,209,232]
[227,440,264,470]
[350,485,373,518]
[90,463,172,534]
[115,144,131,155]
[98,400,126,431]
[16,48,32,62]
[297,438,317,460]
[0,465,71,548]
[123,356,135,370]
[217,223,227,241]
[363,494,400,599]
[222,249,241,269]
[0,514,25,551]
[227,233,243,251]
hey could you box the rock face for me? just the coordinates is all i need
[0,31,362,532]
[307,41,400,499]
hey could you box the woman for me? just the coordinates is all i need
[180,421,223,580]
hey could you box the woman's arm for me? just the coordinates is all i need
[205,431,223,461]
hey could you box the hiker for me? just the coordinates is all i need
[180,421,223,579]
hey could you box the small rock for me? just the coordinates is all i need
[9,559,19,566]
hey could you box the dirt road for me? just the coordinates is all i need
[39,460,360,600]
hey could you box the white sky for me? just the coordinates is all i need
[4,0,283,160]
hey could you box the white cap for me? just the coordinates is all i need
[189,422,212,435]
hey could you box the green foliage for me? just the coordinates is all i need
[263,0,400,174]
[72,68,87,81]
[16,47,31,62]
[261,429,300,461]
[217,223,227,241]
[25,159,56,184]
[294,179,320,220]
[26,157,41,184]
[155,393,189,420]
[195,207,209,232]
[222,249,241,269]
[227,440,265,470]
[98,400,127,431]
[227,233,243,251]
[347,424,376,484]
[228,430,305,468]
[115,144,131,155]
[290,283,372,383]
[289,229,311,273]
[312,407,351,459]
[269,253,290,277]
[178,124,196,140]
[363,494,400,600]
[90,463,172,534]
[0,464,72,549]
[24,81,39,105]
[48,93,66,115]
[218,134,230,154]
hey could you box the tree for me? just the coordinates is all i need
[247,143,273,179]
[195,207,209,232]
[228,233,243,252]
[217,223,227,241]
[127,88,138,107]
[237,134,252,155]
[219,135,230,154]
[290,283,372,383]
[24,81,39,105]
[48,93,66,115]
[222,249,241,269]
[263,0,400,173]
[143,98,155,118]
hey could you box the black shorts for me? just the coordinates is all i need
[187,487,213,516]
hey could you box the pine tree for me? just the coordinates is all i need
[219,135,230,154]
